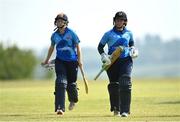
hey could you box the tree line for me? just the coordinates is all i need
[0,43,37,80]
[0,34,180,80]
[135,35,180,65]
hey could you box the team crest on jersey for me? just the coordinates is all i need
[65,34,72,40]
[122,33,129,39]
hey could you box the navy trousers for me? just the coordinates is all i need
[107,56,133,113]
[54,58,78,112]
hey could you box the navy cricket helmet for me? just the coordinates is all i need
[54,13,69,25]
[113,11,127,21]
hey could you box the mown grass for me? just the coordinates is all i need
[0,78,180,122]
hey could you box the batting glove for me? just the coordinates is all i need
[129,46,138,58]
[101,53,111,65]
[41,59,55,70]
[118,45,124,51]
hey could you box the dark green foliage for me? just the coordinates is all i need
[0,43,37,80]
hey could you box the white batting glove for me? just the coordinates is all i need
[118,45,124,51]
[41,59,55,70]
[101,53,111,65]
[129,46,138,58]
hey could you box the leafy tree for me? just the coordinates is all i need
[0,43,37,80]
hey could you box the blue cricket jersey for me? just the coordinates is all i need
[99,27,134,58]
[51,28,80,61]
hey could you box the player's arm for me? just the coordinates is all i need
[97,43,105,55]
[129,33,138,58]
[76,44,82,67]
[42,45,54,65]
[129,41,134,47]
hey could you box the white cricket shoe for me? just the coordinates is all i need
[68,102,75,111]
[56,109,64,116]
[121,112,128,117]
[114,110,121,117]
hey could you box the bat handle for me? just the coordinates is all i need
[79,65,84,76]
[94,69,104,80]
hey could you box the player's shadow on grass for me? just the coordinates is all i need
[134,114,180,118]
[158,100,180,104]
[0,114,26,117]
[0,113,113,118]
[2,114,180,120]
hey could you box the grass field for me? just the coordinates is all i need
[0,78,180,122]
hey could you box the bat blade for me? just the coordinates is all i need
[83,77,88,94]
[79,65,89,94]
[94,46,124,80]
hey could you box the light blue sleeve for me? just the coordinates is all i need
[100,32,109,45]
[50,33,56,46]
[129,31,134,43]
[72,32,80,44]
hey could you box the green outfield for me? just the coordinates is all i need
[0,78,180,122]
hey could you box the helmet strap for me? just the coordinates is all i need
[115,22,126,31]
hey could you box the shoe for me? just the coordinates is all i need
[121,112,128,117]
[114,110,120,117]
[68,102,75,111]
[56,109,64,115]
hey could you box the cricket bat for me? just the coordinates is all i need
[94,46,124,80]
[79,65,89,94]
[42,59,89,94]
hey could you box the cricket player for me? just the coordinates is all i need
[97,11,138,117]
[42,13,82,115]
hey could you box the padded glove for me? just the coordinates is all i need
[101,53,111,65]
[129,46,138,58]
